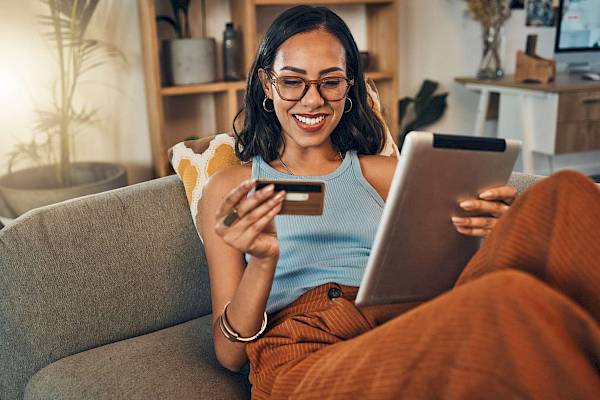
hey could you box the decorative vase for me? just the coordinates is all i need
[477,25,505,80]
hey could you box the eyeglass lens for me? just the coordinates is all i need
[275,76,350,101]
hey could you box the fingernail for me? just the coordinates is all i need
[479,191,493,199]
[264,184,275,192]
[452,217,464,223]
[276,190,286,199]
[243,179,254,188]
[460,201,475,209]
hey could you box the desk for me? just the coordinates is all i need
[455,75,600,173]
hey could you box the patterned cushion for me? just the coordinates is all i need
[168,134,240,240]
[168,78,399,241]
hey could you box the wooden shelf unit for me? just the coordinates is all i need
[139,0,399,178]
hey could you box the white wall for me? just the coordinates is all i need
[399,0,600,175]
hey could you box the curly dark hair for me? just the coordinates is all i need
[233,5,385,163]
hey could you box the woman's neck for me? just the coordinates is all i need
[274,146,344,176]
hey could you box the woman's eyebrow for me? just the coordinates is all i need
[279,66,344,75]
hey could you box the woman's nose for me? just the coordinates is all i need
[300,82,325,108]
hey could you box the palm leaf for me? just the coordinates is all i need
[413,80,439,116]
[398,97,413,126]
[70,106,99,127]
[6,139,47,174]
[33,108,63,134]
[402,93,448,135]
[79,39,126,75]
[77,0,100,36]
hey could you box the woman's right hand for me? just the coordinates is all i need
[215,179,286,261]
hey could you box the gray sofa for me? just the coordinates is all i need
[0,172,544,399]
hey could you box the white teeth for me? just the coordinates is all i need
[294,114,325,125]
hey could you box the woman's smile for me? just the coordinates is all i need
[292,113,329,132]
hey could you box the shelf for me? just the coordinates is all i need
[365,70,394,81]
[139,0,399,178]
[254,0,393,5]
[161,80,246,96]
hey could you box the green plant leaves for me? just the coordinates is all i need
[413,80,439,115]
[7,0,124,184]
[156,15,180,37]
[79,39,126,75]
[398,79,448,148]
[398,97,413,125]
[403,93,448,134]
[157,0,192,38]
[39,0,99,44]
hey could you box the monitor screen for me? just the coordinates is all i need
[555,0,600,52]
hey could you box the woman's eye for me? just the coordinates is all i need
[281,79,304,87]
[321,79,342,88]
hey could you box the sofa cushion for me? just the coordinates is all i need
[0,175,214,400]
[24,315,251,400]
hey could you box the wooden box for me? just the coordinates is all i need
[515,50,556,84]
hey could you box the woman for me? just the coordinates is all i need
[198,5,600,399]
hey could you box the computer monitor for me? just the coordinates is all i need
[554,0,600,72]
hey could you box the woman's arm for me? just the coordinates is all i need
[359,155,397,201]
[198,166,284,372]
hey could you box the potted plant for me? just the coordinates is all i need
[0,0,128,218]
[158,0,216,85]
[398,79,448,149]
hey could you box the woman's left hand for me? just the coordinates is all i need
[451,185,518,238]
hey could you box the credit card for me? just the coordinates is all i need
[255,179,325,215]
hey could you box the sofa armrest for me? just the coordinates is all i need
[0,175,211,400]
[507,172,546,195]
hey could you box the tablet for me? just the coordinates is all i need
[355,132,521,307]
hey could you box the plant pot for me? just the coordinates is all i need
[163,38,217,85]
[0,162,128,218]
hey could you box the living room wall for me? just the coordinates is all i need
[400,0,600,176]
[1,0,598,185]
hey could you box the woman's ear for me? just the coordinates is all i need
[257,68,272,99]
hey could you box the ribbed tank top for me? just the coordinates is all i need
[246,150,384,314]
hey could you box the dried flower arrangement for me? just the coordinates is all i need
[464,0,512,79]
[465,0,512,29]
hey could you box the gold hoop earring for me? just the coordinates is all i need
[344,97,353,113]
[262,97,274,113]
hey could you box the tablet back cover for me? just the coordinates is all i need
[355,132,520,307]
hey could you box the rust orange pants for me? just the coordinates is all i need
[245,170,600,399]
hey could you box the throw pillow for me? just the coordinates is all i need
[169,133,240,238]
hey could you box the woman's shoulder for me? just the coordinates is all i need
[203,163,253,199]
[357,153,397,167]
[357,154,398,201]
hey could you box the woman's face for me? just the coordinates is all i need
[259,29,349,151]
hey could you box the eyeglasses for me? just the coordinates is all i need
[267,71,354,102]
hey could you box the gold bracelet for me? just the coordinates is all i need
[218,301,268,343]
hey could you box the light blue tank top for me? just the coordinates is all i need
[246,150,384,314]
